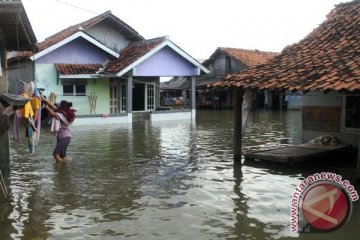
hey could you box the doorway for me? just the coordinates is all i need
[132,82,156,111]
[110,79,126,114]
[133,83,145,111]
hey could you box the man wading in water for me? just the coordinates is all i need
[42,97,76,162]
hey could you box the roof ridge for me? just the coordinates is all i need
[211,1,360,92]
[36,10,143,51]
[218,47,278,55]
[41,10,110,43]
[136,36,167,44]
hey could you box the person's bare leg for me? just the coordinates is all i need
[54,154,64,162]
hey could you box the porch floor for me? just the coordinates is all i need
[244,143,350,165]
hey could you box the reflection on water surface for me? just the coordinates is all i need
[1,110,359,239]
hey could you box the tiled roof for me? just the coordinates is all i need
[160,77,189,90]
[212,2,360,92]
[36,11,143,51]
[55,63,103,75]
[104,36,167,74]
[217,48,278,68]
[7,51,33,64]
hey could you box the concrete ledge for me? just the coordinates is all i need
[151,110,192,121]
[73,114,131,126]
[77,113,127,118]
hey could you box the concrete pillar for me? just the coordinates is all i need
[190,76,196,119]
[126,76,133,113]
[126,75,133,122]
[155,77,160,109]
[234,88,245,161]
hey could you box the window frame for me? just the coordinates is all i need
[62,79,87,96]
[342,95,360,133]
[145,83,155,111]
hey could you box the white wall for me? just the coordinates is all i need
[86,23,130,52]
[302,92,358,147]
[73,115,131,126]
[302,92,342,107]
[151,110,193,121]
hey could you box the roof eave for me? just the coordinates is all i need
[116,39,209,77]
[30,31,119,61]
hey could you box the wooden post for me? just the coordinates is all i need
[357,135,360,183]
[0,59,10,181]
[234,88,245,161]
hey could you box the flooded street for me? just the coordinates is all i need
[1,110,359,239]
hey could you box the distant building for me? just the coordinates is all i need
[196,47,277,109]
[212,1,360,148]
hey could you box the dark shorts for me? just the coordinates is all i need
[53,137,71,158]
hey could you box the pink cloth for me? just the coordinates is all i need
[35,102,41,144]
[51,112,71,139]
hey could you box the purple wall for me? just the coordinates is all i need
[134,46,199,77]
[36,38,111,64]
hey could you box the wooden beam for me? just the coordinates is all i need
[357,135,360,183]
[0,8,22,13]
[234,88,245,161]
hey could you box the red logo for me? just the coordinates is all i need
[301,182,351,231]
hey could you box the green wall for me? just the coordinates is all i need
[35,64,110,115]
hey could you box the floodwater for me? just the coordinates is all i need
[1,110,359,240]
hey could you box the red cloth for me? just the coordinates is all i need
[56,107,76,123]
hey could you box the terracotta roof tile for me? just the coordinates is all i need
[55,63,102,75]
[36,11,143,52]
[104,36,167,74]
[7,51,33,63]
[9,11,144,61]
[218,47,278,68]
[211,2,360,92]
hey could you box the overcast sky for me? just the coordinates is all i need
[22,0,351,59]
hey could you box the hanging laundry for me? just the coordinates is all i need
[17,93,34,119]
[11,82,45,154]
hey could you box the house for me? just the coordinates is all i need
[0,0,36,180]
[8,11,208,125]
[196,47,277,109]
[160,77,190,107]
[211,1,360,178]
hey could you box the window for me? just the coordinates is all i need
[343,95,360,132]
[63,84,86,96]
[63,85,74,95]
[146,83,155,110]
[225,56,232,74]
[110,80,127,114]
[75,85,86,96]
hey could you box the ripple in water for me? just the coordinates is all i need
[1,110,359,240]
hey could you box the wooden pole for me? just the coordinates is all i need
[357,134,360,183]
[234,88,245,161]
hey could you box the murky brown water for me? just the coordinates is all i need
[1,110,359,239]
